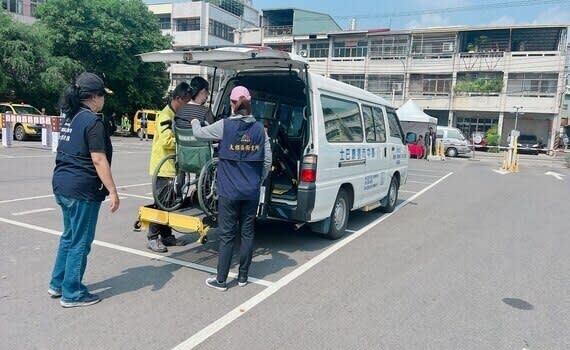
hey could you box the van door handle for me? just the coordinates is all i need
[392,147,395,151]
[384,148,387,157]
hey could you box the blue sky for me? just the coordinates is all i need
[254,0,570,30]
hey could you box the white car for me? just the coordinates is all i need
[436,126,471,157]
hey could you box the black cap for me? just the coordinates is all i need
[76,72,113,95]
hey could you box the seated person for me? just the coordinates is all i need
[175,76,215,128]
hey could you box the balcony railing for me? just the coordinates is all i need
[264,25,293,37]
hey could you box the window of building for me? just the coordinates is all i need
[3,0,23,14]
[300,42,329,58]
[176,18,200,32]
[202,0,244,17]
[209,19,235,42]
[329,74,365,89]
[454,72,504,95]
[386,109,404,141]
[333,40,368,58]
[409,74,452,96]
[157,15,171,30]
[369,35,409,58]
[411,33,455,57]
[321,95,363,143]
[30,0,46,16]
[367,75,405,97]
[507,73,558,97]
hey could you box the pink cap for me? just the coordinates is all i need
[230,86,251,102]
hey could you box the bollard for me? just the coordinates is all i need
[2,113,13,147]
[41,116,52,148]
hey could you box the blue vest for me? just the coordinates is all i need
[52,109,113,202]
[217,118,265,200]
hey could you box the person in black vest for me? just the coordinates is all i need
[191,86,272,291]
[49,72,119,307]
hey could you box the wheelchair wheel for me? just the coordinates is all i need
[197,158,218,217]
[152,154,189,211]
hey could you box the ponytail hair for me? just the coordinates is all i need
[232,96,252,116]
[189,76,209,100]
[60,84,82,119]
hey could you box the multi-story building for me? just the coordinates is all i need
[2,0,46,23]
[146,0,260,89]
[242,9,568,148]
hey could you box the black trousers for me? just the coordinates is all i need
[147,177,174,240]
[216,197,258,283]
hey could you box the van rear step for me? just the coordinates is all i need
[135,205,211,244]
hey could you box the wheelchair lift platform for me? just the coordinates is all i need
[136,205,211,244]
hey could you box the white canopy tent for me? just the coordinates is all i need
[396,99,438,143]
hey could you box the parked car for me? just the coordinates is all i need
[469,131,488,151]
[0,102,43,141]
[517,134,540,155]
[436,126,471,157]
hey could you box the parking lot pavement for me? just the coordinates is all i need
[1,138,569,349]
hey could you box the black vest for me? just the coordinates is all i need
[52,109,112,202]
[217,118,265,200]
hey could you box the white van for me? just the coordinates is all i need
[141,46,408,239]
[436,126,471,157]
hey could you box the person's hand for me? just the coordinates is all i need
[109,192,120,213]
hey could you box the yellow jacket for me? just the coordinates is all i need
[149,104,176,177]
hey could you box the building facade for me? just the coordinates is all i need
[242,10,568,148]
[2,0,46,23]
[147,0,260,90]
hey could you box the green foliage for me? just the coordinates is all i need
[36,0,171,116]
[454,78,503,95]
[486,126,500,153]
[0,11,82,112]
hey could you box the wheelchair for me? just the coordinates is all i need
[151,126,218,217]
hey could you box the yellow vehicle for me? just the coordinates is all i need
[133,109,159,139]
[0,103,43,141]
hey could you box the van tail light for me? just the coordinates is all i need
[300,155,317,183]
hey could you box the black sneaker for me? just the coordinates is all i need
[237,273,248,287]
[48,287,62,298]
[147,239,167,253]
[60,293,101,308]
[161,235,187,247]
[205,277,227,291]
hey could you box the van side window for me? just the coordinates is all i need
[372,107,387,143]
[436,130,444,138]
[321,95,363,143]
[386,109,404,142]
[363,105,387,143]
[447,129,461,139]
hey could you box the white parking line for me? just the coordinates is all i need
[119,193,154,200]
[12,208,55,216]
[0,216,273,287]
[406,180,432,185]
[0,183,151,205]
[172,171,454,350]
[406,168,447,173]
[407,172,444,178]
[399,190,417,194]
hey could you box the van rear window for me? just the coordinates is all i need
[321,95,363,143]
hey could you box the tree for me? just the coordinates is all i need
[36,0,171,117]
[0,11,82,113]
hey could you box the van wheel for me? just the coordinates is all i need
[325,189,349,240]
[446,147,458,157]
[381,176,399,213]
[137,128,143,139]
[14,124,26,141]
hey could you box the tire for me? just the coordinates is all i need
[446,147,458,157]
[14,124,26,141]
[324,189,350,240]
[152,154,187,211]
[197,158,218,217]
[381,176,399,213]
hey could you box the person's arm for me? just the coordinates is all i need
[191,118,224,140]
[156,111,176,150]
[262,130,272,181]
[91,152,119,213]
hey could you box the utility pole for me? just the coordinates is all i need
[513,105,523,131]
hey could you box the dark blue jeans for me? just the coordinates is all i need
[216,197,258,283]
[49,194,101,301]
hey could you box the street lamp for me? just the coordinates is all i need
[513,105,523,131]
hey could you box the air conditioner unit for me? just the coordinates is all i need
[442,42,454,52]
[298,49,308,58]
[392,82,403,92]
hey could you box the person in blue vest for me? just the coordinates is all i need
[49,72,119,307]
[191,86,272,291]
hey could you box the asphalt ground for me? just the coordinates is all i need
[1,137,569,350]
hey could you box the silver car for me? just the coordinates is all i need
[436,126,471,157]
